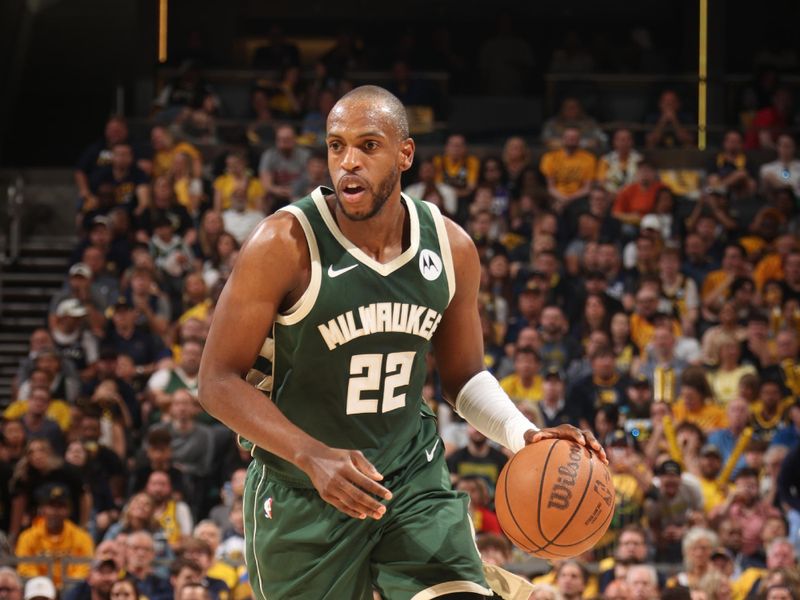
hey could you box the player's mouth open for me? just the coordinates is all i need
[341,183,366,201]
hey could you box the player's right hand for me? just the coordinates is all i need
[302,447,393,520]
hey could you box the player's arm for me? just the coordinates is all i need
[432,218,606,461]
[198,213,391,520]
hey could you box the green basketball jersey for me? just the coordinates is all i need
[249,186,456,485]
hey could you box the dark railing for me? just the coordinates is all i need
[0,175,24,319]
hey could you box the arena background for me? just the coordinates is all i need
[1,0,800,599]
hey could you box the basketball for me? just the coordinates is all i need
[495,438,615,560]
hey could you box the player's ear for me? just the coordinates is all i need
[398,138,415,173]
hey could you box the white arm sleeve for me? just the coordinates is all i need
[454,370,540,453]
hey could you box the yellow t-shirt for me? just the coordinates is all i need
[732,567,766,600]
[753,253,784,291]
[708,365,757,406]
[154,142,202,178]
[701,269,731,302]
[3,399,72,432]
[179,299,212,325]
[208,561,239,592]
[15,518,94,586]
[432,155,480,190]
[539,148,597,196]
[213,173,265,211]
[499,374,544,404]
[671,400,728,432]
[698,476,727,515]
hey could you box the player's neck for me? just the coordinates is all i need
[335,193,409,263]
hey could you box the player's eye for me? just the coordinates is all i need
[364,141,379,151]
[328,141,342,152]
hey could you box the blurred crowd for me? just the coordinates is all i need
[1,60,800,600]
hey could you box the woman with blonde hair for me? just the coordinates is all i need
[672,527,719,590]
[103,492,172,562]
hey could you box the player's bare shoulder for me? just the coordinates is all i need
[232,210,311,304]
[441,216,480,293]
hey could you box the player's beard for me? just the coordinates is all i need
[337,165,400,222]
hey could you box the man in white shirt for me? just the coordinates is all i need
[761,133,800,197]
[222,187,264,244]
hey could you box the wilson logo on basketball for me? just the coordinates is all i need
[546,443,582,510]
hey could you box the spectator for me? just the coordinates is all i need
[300,88,337,147]
[64,558,119,600]
[745,88,794,150]
[146,340,202,422]
[13,387,66,454]
[76,117,144,207]
[109,579,140,600]
[81,246,121,312]
[258,124,310,212]
[291,151,332,199]
[499,346,543,404]
[200,233,239,290]
[16,484,94,586]
[540,127,597,214]
[750,379,792,443]
[404,158,458,218]
[192,521,238,591]
[455,475,502,535]
[47,298,99,378]
[542,97,607,152]
[129,428,187,498]
[104,297,172,377]
[538,367,579,428]
[708,336,757,405]
[569,347,628,427]
[702,301,747,366]
[120,531,172,599]
[17,346,80,405]
[446,425,508,489]
[722,468,782,558]
[645,89,694,149]
[626,565,660,600]
[144,470,193,549]
[708,131,757,198]
[221,186,264,245]
[672,366,727,432]
[701,243,750,323]
[502,136,532,197]
[88,143,150,218]
[598,128,644,194]
[149,126,202,180]
[612,161,667,225]
[136,177,194,241]
[760,134,800,198]
[433,133,481,209]
[675,526,719,589]
[554,560,590,600]
[178,538,231,600]
[0,569,23,600]
[213,151,264,213]
[191,211,224,266]
[168,559,204,600]
[646,462,705,563]
[539,305,583,372]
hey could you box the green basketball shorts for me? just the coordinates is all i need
[242,416,492,599]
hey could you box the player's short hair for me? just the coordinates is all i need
[335,85,409,141]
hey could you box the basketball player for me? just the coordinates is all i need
[198,85,606,600]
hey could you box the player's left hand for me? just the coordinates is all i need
[524,425,608,464]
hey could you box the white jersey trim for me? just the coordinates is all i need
[425,201,456,305]
[310,186,420,277]
[409,580,494,600]
[275,205,322,325]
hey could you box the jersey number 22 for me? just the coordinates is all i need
[346,352,415,415]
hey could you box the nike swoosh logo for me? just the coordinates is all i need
[425,439,440,462]
[328,264,359,278]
